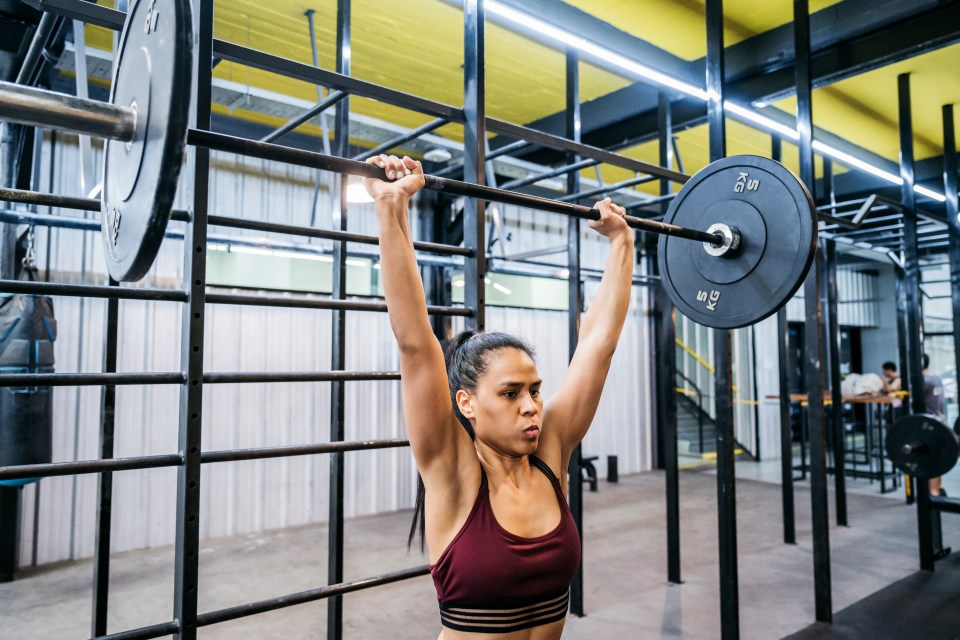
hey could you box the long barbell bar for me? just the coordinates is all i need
[0,80,727,248]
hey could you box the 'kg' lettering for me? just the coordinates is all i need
[697,289,720,311]
[144,0,159,34]
[734,171,760,193]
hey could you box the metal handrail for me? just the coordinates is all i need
[676,371,705,455]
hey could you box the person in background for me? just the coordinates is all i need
[923,353,948,497]
[882,361,901,393]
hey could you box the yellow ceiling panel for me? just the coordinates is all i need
[564,0,843,61]
[774,43,960,163]
[79,0,950,188]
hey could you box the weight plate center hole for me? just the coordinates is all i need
[702,222,741,257]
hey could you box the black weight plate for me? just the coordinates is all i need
[658,155,817,329]
[886,414,960,479]
[102,0,193,282]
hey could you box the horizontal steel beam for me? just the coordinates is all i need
[207,214,472,257]
[0,454,184,480]
[196,565,431,626]
[202,439,410,463]
[96,621,181,640]
[0,279,188,301]
[0,372,185,387]
[0,439,413,480]
[205,291,472,316]
[0,188,191,221]
[203,371,400,384]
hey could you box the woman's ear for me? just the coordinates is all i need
[456,389,475,419]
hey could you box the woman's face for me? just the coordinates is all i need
[457,348,543,456]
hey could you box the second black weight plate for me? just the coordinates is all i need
[101,0,193,282]
[886,414,960,479]
[658,155,818,329]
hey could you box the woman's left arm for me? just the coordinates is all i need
[543,198,634,455]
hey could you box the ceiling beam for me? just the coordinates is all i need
[727,0,960,104]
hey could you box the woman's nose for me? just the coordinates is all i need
[521,394,537,414]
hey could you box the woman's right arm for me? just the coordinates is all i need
[365,155,464,474]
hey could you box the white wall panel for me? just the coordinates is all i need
[15,137,653,569]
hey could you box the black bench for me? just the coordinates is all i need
[580,455,598,492]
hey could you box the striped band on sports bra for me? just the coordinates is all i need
[438,591,569,633]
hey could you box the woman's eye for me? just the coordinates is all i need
[531,389,540,398]
[504,391,516,398]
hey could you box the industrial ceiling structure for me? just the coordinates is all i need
[2,0,959,255]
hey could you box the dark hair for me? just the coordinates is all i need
[882,361,897,372]
[408,329,535,551]
[923,353,930,369]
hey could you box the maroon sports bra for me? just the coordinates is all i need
[429,455,581,634]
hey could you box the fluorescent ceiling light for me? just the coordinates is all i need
[484,1,949,203]
[492,281,512,295]
[346,182,374,204]
[229,245,333,262]
[486,1,707,100]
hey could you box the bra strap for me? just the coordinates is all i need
[529,455,559,483]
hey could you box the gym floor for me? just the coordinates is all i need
[3,462,956,639]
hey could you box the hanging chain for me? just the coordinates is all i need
[22,225,37,269]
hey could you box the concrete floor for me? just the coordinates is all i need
[1,462,955,639]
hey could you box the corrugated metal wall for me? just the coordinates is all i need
[785,267,879,327]
[12,137,654,568]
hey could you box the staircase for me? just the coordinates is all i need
[676,377,717,456]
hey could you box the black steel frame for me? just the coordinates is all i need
[705,3,740,639]
[656,91,681,586]
[0,0,705,638]
[796,0,834,624]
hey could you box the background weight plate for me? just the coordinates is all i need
[886,414,960,479]
[101,0,193,282]
[657,155,818,329]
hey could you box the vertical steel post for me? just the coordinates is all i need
[328,1,351,637]
[943,106,960,409]
[564,48,585,617]
[795,0,833,623]
[898,73,934,571]
[173,0,213,636]
[658,91,681,585]
[91,282,119,637]
[0,485,15,582]
[463,0,486,331]
[706,2,739,638]
[772,136,797,545]
[824,240,847,526]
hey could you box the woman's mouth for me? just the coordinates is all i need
[523,426,540,438]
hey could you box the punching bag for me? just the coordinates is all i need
[0,266,56,486]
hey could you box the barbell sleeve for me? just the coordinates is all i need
[0,80,136,142]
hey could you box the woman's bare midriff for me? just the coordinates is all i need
[437,617,565,640]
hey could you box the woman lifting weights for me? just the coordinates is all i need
[364,154,633,639]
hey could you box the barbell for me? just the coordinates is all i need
[886,414,960,479]
[0,0,818,330]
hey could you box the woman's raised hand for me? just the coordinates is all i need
[363,154,426,201]
[588,197,631,240]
